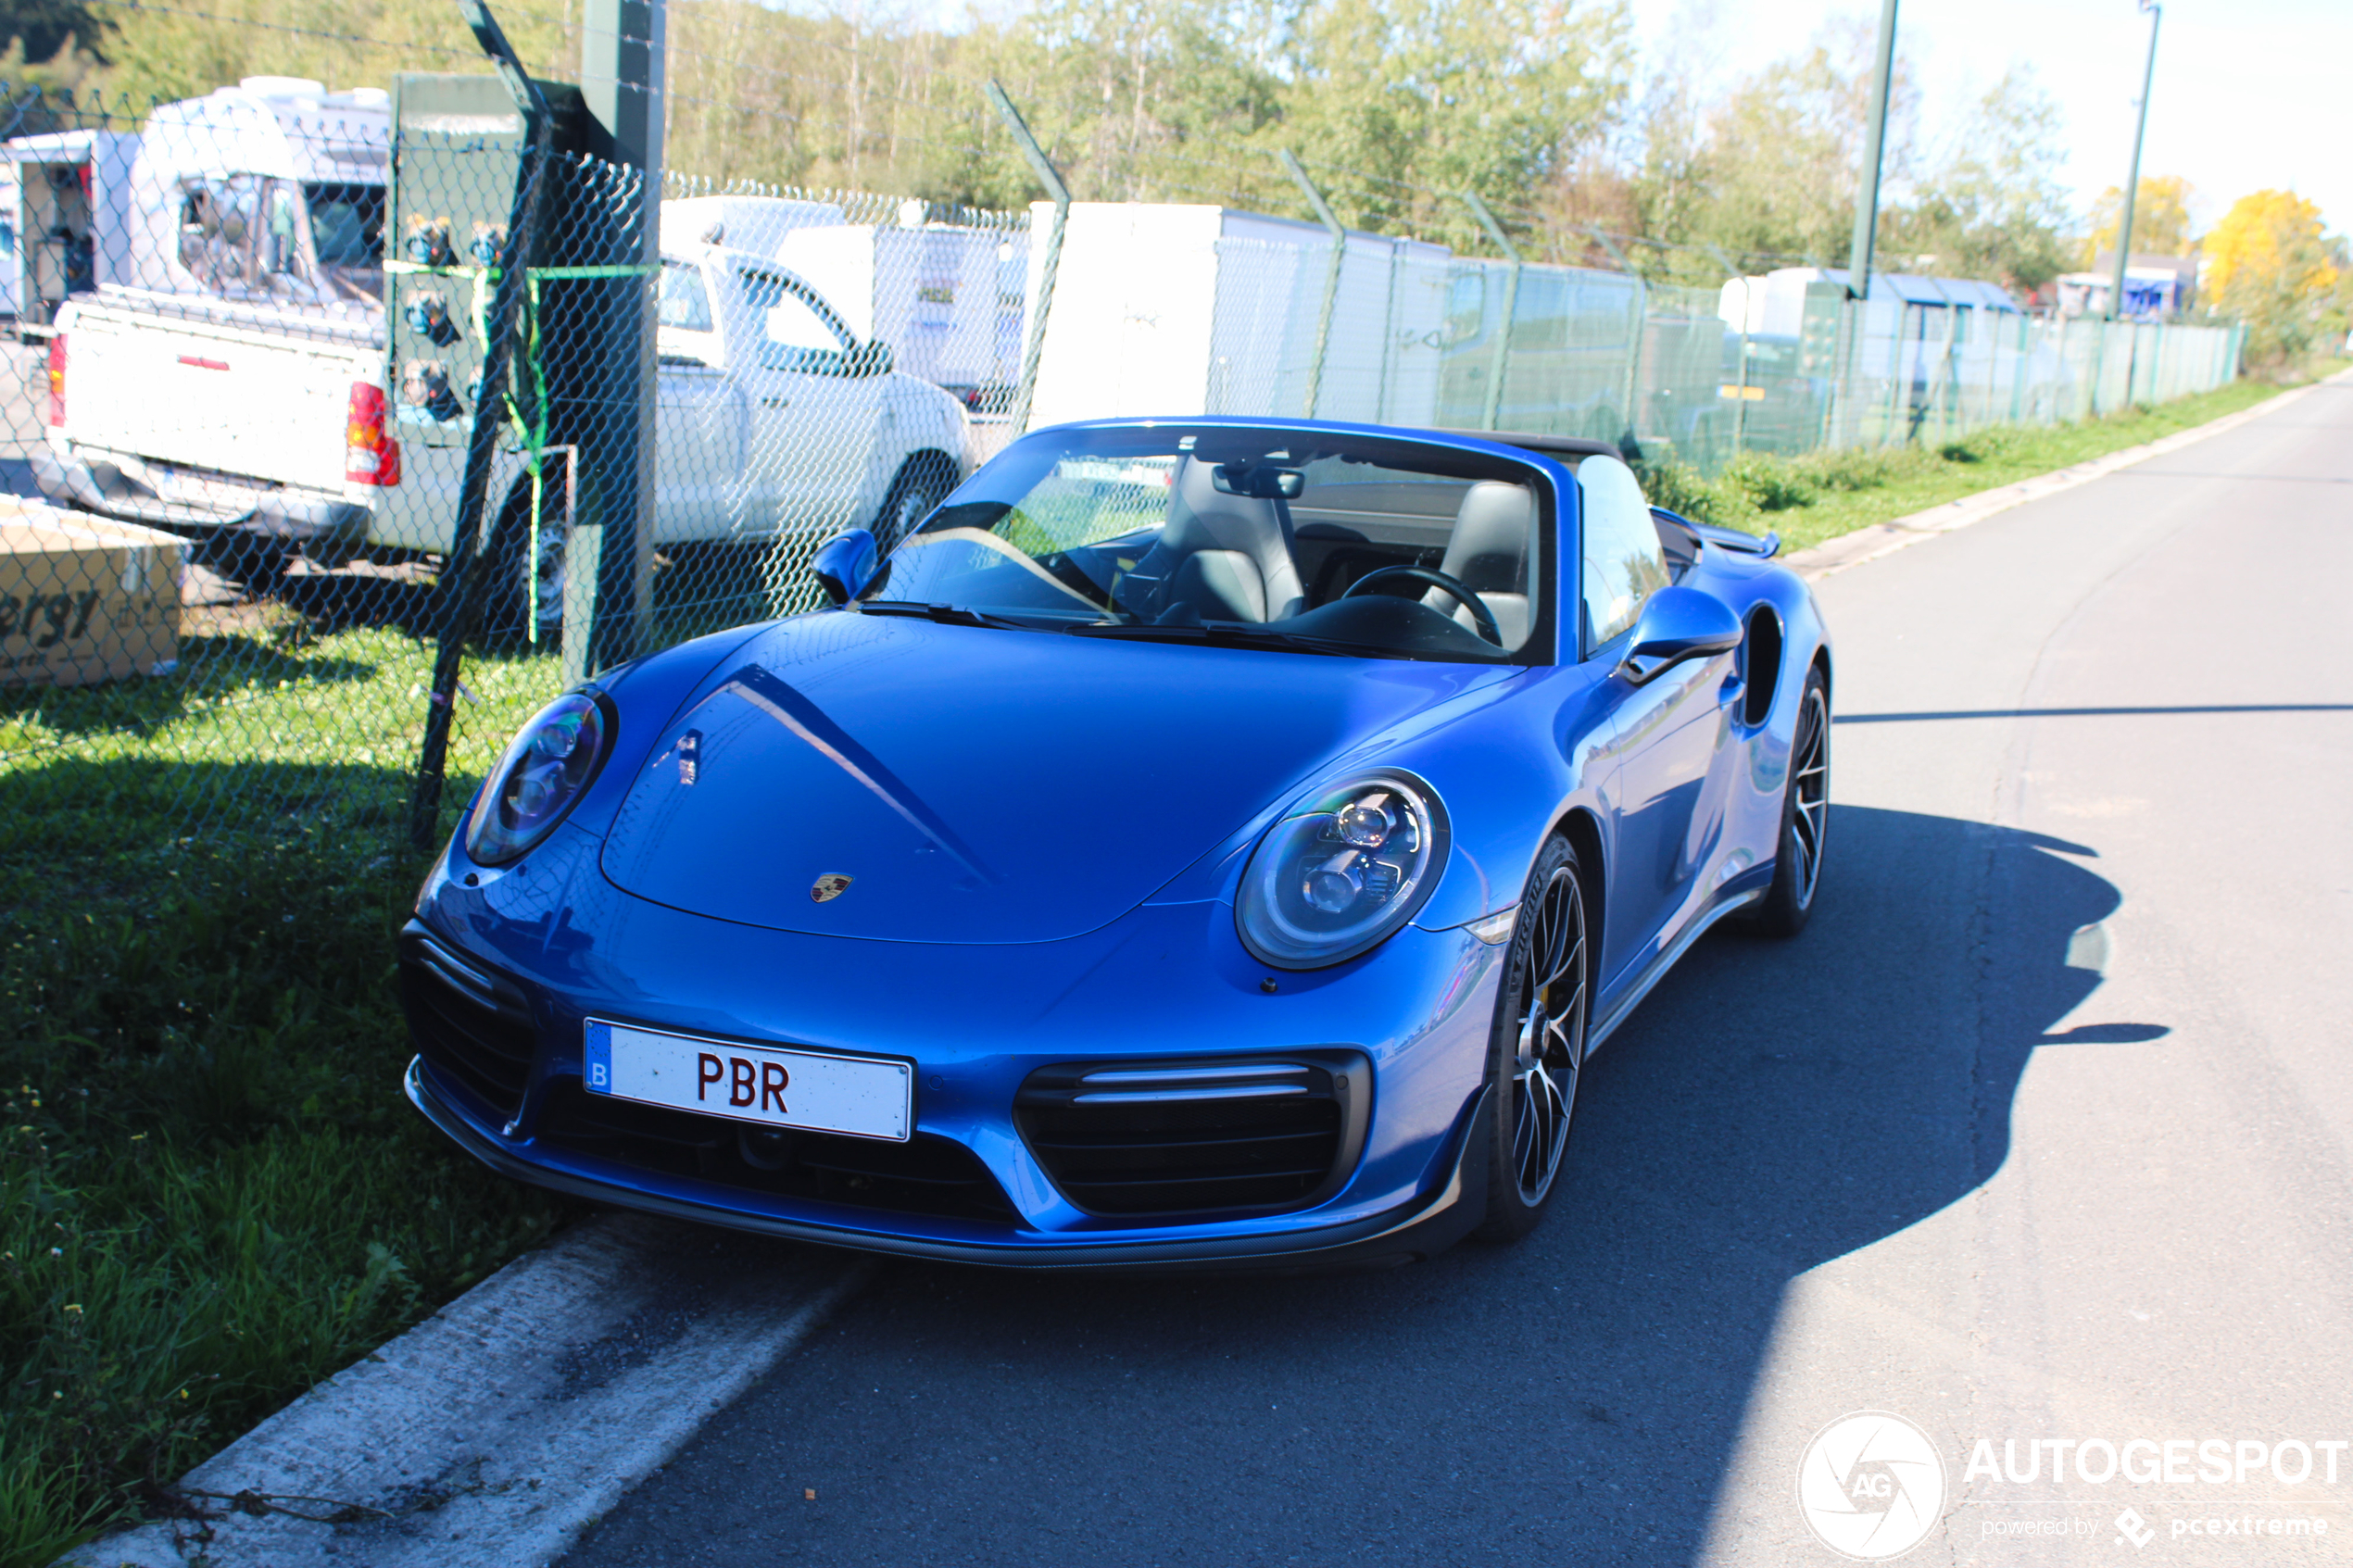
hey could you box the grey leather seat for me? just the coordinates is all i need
[1123,458,1308,623]
[1426,480,1537,647]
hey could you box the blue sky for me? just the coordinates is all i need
[1623,0,2349,237]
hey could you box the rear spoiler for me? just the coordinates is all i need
[1653,506,1780,560]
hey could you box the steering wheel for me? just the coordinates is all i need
[1341,565,1502,645]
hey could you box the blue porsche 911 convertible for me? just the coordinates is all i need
[403,418,1831,1269]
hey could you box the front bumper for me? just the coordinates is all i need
[409,1055,1489,1272]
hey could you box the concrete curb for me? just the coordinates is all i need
[64,1213,870,1568]
[1782,370,2352,584]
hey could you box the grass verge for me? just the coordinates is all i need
[0,619,577,1568]
[1635,376,2309,553]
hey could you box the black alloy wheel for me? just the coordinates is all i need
[1477,834,1592,1242]
[1745,665,1830,936]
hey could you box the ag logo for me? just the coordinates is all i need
[809,873,853,903]
[1796,1411,1945,1560]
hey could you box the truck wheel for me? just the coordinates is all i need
[480,480,567,643]
[195,525,290,596]
[872,453,958,550]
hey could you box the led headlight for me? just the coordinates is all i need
[1236,771,1450,969]
[464,690,614,866]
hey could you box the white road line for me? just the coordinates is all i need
[64,1213,870,1568]
[1783,370,2351,583]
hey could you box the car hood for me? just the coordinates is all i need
[598,614,1509,944]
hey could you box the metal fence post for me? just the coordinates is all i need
[408,0,561,854]
[1579,225,1633,272]
[1460,192,1520,432]
[1278,149,1345,420]
[570,0,663,684]
[986,82,1068,437]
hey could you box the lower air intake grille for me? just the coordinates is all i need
[535,1080,1017,1223]
[397,922,538,1124]
[1015,1053,1369,1220]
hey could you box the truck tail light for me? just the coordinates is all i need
[46,332,66,426]
[346,381,401,486]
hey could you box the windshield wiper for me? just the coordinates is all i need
[856,599,1030,630]
[1064,621,1371,658]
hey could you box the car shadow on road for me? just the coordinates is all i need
[560,804,2163,1568]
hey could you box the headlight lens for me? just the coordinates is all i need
[464,690,613,866]
[1236,771,1450,969]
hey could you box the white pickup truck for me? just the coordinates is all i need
[34,78,975,622]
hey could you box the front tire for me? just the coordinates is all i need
[1475,834,1592,1243]
[1746,665,1829,936]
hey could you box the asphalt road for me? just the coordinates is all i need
[559,382,2353,1567]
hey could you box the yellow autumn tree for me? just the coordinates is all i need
[2203,189,2347,363]
[2081,173,2196,267]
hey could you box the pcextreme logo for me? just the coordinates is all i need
[1797,1411,1948,1561]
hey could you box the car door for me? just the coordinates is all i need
[722,263,886,540]
[1579,454,1741,990]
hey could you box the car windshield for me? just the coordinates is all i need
[872,425,1552,663]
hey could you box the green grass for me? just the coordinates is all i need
[1636,377,2303,554]
[0,617,579,1568]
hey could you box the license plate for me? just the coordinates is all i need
[583,1019,911,1142]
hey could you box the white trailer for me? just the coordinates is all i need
[3,128,141,330]
[774,220,1026,401]
[1018,202,1451,432]
[659,194,843,258]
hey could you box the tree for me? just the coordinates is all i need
[2081,173,2196,266]
[87,0,573,112]
[1888,66,2070,293]
[0,0,106,66]
[2202,189,2345,364]
[1671,20,1912,273]
[1269,0,1632,245]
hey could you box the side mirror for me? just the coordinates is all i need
[849,339,895,378]
[811,528,880,606]
[1616,586,1742,684]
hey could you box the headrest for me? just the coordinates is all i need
[1441,482,1535,593]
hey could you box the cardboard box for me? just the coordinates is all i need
[0,499,183,687]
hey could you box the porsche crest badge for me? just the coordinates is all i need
[810,873,853,903]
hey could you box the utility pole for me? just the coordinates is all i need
[1846,0,1899,299]
[2106,1,2162,321]
[570,0,663,682]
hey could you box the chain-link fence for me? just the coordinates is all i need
[1022,211,2245,475]
[0,73,1032,868]
[0,55,2246,873]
